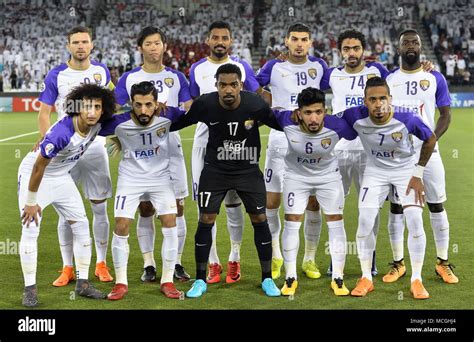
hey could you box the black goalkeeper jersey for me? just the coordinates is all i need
[170,91,281,174]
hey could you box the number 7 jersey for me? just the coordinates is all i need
[339,106,434,169]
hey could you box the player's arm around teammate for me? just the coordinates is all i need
[271,88,357,297]
[339,77,436,299]
[102,82,186,300]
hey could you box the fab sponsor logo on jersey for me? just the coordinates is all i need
[297,156,323,164]
[132,127,166,159]
[345,95,364,108]
[217,138,258,164]
[134,146,161,159]
[371,149,395,158]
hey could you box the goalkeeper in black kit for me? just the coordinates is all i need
[167,63,282,298]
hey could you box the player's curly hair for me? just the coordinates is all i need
[65,84,116,123]
[337,29,366,51]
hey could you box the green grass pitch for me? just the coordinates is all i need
[0,109,472,310]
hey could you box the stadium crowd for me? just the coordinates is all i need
[0,0,472,92]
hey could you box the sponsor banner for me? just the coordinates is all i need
[12,97,43,112]
[450,93,474,108]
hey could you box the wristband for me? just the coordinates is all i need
[26,191,38,206]
[413,165,425,179]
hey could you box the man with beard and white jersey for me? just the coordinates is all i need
[340,77,437,299]
[19,84,116,307]
[37,26,114,286]
[106,81,185,301]
[189,21,260,284]
[320,29,387,277]
[321,30,433,278]
[273,87,357,296]
[256,23,327,280]
[385,29,457,284]
[115,26,193,283]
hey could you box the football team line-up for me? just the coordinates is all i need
[17,20,458,307]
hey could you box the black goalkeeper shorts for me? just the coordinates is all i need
[197,166,266,215]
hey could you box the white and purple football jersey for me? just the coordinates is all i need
[189,55,259,148]
[386,67,451,148]
[257,56,328,148]
[274,110,357,177]
[114,66,191,108]
[98,110,184,185]
[340,106,434,169]
[39,60,113,120]
[21,116,104,178]
[321,61,389,151]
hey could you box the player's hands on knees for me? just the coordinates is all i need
[21,205,42,227]
[421,60,435,72]
[406,176,425,206]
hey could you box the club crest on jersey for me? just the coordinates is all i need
[308,68,317,80]
[420,79,430,91]
[156,127,167,138]
[40,82,46,92]
[367,74,377,80]
[244,120,255,130]
[391,132,403,142]
[93,73,102,85]
[321,138,331,149]
[164,78,174,88]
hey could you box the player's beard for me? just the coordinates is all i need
[135,113,152,126]
[403,51,419,66]
[212,45,228,59]
[307,122,321,133]
[72,51,90,62]
[344,55,362,68]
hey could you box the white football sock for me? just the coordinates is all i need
[161,227,178,284]
[57,216,74,267]
[282,220,301,279]
[303,209,322,262]
[357,208,378,281]
[176,215,187,265]
[430,210,449,260]
[405,206,426,282]
[388,212,405,261]
[327,219,347,279]
[137,215,156,268]
[208,222,220,265]
[112,233,129,285]
[266,208,283,260]
[226,206,243,262]
[20,222,40,287]
[91,201,110,264]
[70,220,92,280]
